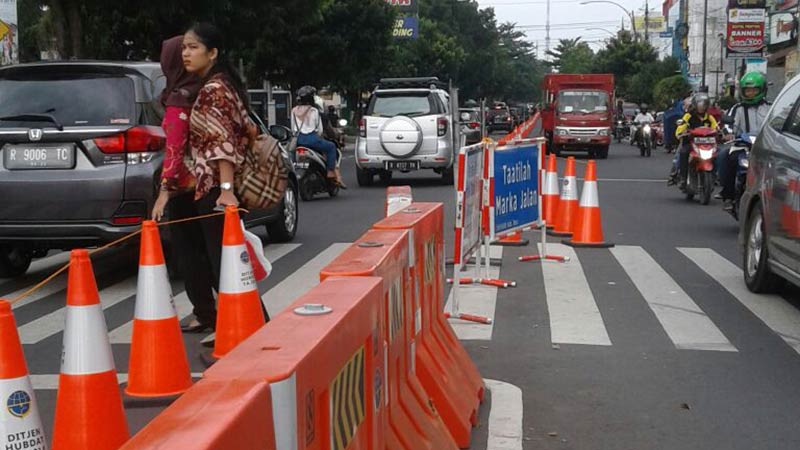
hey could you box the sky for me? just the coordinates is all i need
[474,0,664,54]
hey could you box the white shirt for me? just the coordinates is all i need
[732,102,770,136]
[634,113,654,124]
[291,105,323,135]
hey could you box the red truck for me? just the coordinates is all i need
[541,74,615,159]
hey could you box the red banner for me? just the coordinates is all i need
[727,21,765,55]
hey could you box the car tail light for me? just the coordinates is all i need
[359,118,366,138]
[469,122,480,129]
[438,117,448,137]
[112,216,143,225]
[94,126,166,154]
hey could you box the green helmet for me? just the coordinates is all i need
[740,72,767,105]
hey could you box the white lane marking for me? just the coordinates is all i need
[444,246,504,341]
[19,278,138,345]
[541,244,612,346]
[485,378,523,450]
[679,248,800,354]
[29,372,205,390]
[108,243,301,344]
[200,243,347,345]
[611,246,737,352]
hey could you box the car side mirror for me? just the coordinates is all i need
[269,125,291,143]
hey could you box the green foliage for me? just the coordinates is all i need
[546,38,594,74]
[653,74,691,111]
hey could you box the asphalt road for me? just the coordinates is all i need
[4,134,800,449]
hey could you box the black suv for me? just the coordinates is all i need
[0,61,298,277]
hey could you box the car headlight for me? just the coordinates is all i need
[598,128,609,136]
[556,128,568,136]
[739,158,749,168]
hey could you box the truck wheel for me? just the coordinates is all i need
[597,146,609,159]
[0,245,32,278]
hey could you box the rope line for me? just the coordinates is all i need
[8,210,232,305]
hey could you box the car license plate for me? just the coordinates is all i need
[386,160,420,171]
[3,144,75,170]
[578,137,590,143]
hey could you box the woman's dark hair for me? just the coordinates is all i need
[187,22,250,109]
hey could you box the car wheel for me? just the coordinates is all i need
[379,170,393,185]
[356,166,374,187]
[744,201,782,293]
[0,245,32,278]
[266,184,298,242]
[598,146,609,159]
[441,167,455,185]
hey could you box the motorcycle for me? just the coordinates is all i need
[295,119,348,201]
[637,121,654,157]
[726,133,755,221]
[679,126,719,205]
[614,119,627,143]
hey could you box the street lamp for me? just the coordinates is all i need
[580,1,636,36]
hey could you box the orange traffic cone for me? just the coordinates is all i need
[126,221,192,398]
[564,160,614,248]
[1,300,47,449]
[550,156,579,237]
[542,153,560,228]
[213,206,266,358]
[52,249,129,450]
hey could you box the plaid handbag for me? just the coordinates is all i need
[236,133,289,210]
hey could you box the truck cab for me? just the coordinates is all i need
[542,74,614,159]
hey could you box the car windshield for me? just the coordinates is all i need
[557,91,609,114]
[0,74,135,127]
[369,93,432,117]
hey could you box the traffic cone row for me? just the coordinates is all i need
[551,157,580,237]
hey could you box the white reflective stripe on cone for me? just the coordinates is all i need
[579,181,600,208]
[544,171,560,195]
[135,264,177,321]
[61,304,115,375]
[271,373,298,450]
[0,376,47,447]
[561,176,578,201]
[219,244,257,294]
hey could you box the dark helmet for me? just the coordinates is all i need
[296,85,317,106]
[640,103,649,113]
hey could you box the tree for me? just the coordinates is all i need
[546,38,594,74]
[592,30,659,100]
[653,74,691,111]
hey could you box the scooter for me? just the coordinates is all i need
[295,119,348,201]
[726,133,755,221]
[637,122,654,157]
[614,119,627,143]
[679,126,719,205]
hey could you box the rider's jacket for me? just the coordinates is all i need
[675,112,718,138]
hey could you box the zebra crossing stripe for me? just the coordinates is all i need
[611,246,736,352]
[331,346,365,450]
[679,248,800,354]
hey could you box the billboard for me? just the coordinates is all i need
[728,0,766,7]
[634,15,667,33]
[385,0,419,40]
[727,21,766,58]
[728,8,766,23]
[769,11,798,47]
[385,0,417,14]
[0,0,17,66]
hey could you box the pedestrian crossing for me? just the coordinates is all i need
[3,239,800,359]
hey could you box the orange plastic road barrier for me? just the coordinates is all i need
[213,206,266,358]
[126,220,192,398]
[447,277,516,288]
[52,249,129,450]
[120,378,276,450]
[550,156,579,237]
[493,230,529,246]
[373,203,484,448]
[203,277,386,450]
[542,153,560,228]
[386,186,413,217]
[443,312,493,324]
[321,231,458,450]
[564,160,615,248]
[0,300,47,449]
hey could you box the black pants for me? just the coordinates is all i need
[168,188,269,325]
[718,147,741,200]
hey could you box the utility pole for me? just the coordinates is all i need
[701,0,709,88]
[645,0,649,43]
[545,0,551,58]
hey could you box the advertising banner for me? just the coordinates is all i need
[633,15,667,33]
[727,21,766,58]
[392,16,419,40]
[728,8,766,23]
[728,0,766,7]
[492,144,540,237]
[454,143,485,265]
[769,11,797,47]
[0,0,17,66]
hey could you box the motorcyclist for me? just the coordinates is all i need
[675,93,718,189]
[291,86,346,188]
[633,104,655,145]
[718,72,770,211]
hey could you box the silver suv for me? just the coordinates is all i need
[355,77,456,186]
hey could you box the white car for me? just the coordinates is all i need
[355,77,456,186]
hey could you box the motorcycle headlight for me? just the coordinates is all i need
[643,125,651,133]
[739,158,749,168]
[598,128,609,136]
